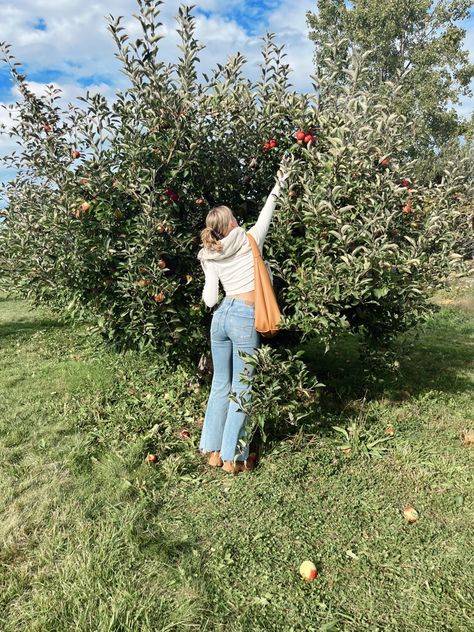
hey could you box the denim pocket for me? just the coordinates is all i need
[229,311,256,341]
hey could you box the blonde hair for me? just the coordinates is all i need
[200,205,234,252]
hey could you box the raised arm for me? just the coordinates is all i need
[248,181,281,251]
[248,157,291,251]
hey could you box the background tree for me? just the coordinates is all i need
[307,0,474,183]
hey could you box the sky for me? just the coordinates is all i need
[0,0,473,195]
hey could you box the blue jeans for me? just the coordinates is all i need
[199,297,261,462]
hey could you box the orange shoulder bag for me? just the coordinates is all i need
[246,232,282,338]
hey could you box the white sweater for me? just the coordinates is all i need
[197,181,282,308]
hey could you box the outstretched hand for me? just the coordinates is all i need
[276,152,293,187]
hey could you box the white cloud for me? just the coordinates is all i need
[0,0,472,149]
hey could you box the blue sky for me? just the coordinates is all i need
[0,0,473,186]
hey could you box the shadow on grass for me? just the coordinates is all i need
[260,298,474,448]
[0,317,68,340]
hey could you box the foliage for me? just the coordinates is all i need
[227,346,325,455]
[307,0,474,175]
[0,0,471,377]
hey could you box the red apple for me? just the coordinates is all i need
[304,134,315,144]
[400,178,411,188]
[165,187,179,202]
[297,139,304,145]
[153,292,165,303]
[158,259,166,269]
[72,150,81,159]
[146,453,158,463]
[196,198,205,205]
[380,158,390,166]
[181,429,190,438]
[402,200,413,214]
[299,560,318,581]
[43,123,52,133]
[296,130,305,141]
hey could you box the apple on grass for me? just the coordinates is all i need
[146,454,157,463]
[403,506,419,523]
[299,560,318,581]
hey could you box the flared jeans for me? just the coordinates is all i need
[199,297,261,462]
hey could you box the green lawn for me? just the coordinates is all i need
[0,282,473,631]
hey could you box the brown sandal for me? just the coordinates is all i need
[222,453,257,475]
[208,451,223,467]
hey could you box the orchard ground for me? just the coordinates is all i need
[0,274,473,632]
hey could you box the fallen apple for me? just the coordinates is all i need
[181,429,190,438]
[196,198,205,205]
[299,560,318,582]
[146,454,158,463]
[80,201,90,212]
[403,506,419,523]
[296,130,305,140]
[72,150,81,159]
[380,158,390,166]
[153,292,165,303]
[158,259,166,269]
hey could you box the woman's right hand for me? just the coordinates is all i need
[276,154,292,187]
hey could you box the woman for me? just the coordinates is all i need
[197,157,291,474]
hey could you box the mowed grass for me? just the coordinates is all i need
[0,281,473,632]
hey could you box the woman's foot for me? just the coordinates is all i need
[222,453,257,474]
[208,451,223,467]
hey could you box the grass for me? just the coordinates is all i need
[0,281,473,631]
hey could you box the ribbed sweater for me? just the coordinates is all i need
[197,180,282,308]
